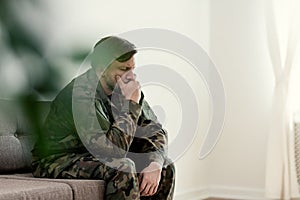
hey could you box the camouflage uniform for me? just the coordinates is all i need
[31,69,175,200]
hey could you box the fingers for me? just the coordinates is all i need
[139,176,147,194]
[153,184,159,195]
[139,172,160,196]
[140,183,158,196]
[139,172,148,195]
[138,173,143,185]
[142,183,152,196]
[116,75,141,103]
[140,183,154,196]
[116,75,125,88]
[147,184,158,196]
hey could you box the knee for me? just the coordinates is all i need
[166,162,175,178]
[168,162,175,173]
[163,158,175,176]
[161,162,175,185]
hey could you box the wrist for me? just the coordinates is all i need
[149,162,162,170]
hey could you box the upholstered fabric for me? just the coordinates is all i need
[0,178,72,200]
[0,174,105,200]
[0,100,50,172]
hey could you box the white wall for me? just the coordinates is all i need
[200,0,274,198]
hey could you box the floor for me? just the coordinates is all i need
[205,198,232,200]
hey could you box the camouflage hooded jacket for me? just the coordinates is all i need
[32,68,168,168]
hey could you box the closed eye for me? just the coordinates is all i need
[120,67,130,71]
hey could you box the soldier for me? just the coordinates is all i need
[31,36,175,200]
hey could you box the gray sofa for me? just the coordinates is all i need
[0,99,105,200]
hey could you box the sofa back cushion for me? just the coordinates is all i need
[0,99,50,173]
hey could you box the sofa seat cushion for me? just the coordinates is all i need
[0,178,72,200]
[0,174,105,200]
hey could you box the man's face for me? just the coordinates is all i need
[100,56,136,92]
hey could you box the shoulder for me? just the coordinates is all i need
[53,69,96,103]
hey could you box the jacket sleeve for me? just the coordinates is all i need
[129,100,168,167]
[72,82,142,159]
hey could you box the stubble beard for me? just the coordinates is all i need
[100,73,116,95]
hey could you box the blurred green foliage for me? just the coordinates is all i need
[0,0,64,100]
[0,0,77,140]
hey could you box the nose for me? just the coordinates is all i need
[125,70,136,81]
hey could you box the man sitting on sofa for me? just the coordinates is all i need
[31,36,175,200]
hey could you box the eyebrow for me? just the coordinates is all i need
[120,65,135,70]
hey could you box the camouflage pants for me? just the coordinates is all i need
[32,153,175,200]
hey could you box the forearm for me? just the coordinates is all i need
[106,101,141,151]
[146,130,168,166]
[84,99,142,158]
[130,128,168,167]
